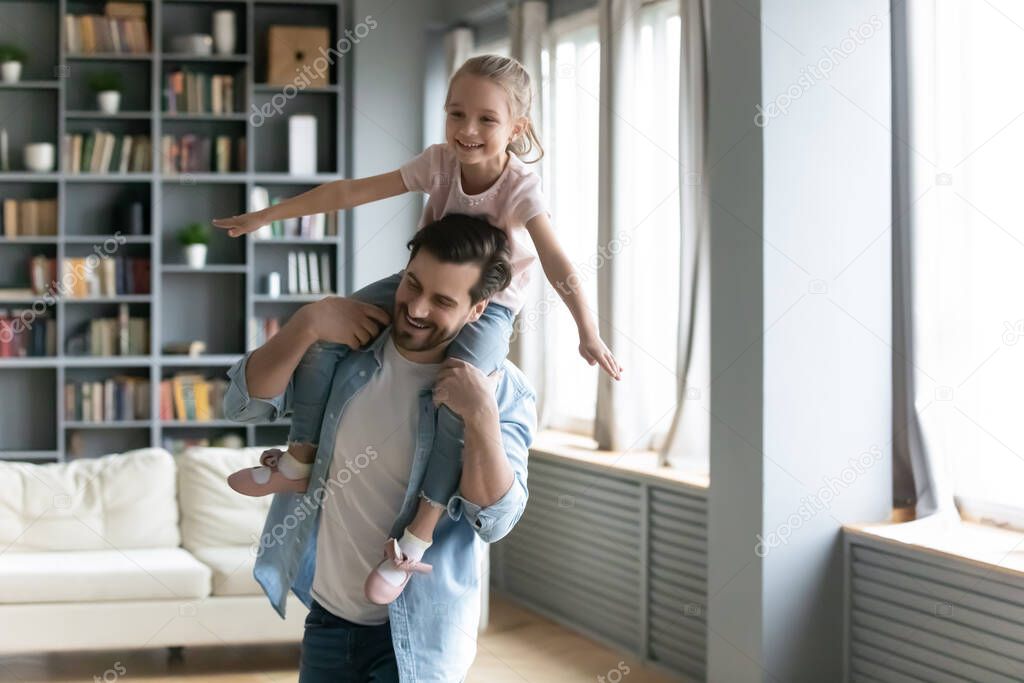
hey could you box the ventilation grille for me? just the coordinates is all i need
[494,455,708,680]
[648,486,707,681]
[847,537,1024,683]
[500,458,645,650]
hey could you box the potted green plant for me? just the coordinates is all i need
[0,44,27,84]
[178,222,211,268]
[87,71,123,114]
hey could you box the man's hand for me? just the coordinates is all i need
[432,358,502,422]
[296,297,391,348]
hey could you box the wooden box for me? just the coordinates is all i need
[266,25,330,86]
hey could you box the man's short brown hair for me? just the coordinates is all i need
[406,214,513,303]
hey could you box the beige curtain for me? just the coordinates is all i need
[660,0,710,468]
[508,1,551,422]
[444,26,474,79]
[593,0,643,451]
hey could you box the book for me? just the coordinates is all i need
[320,252,332,293]
[308,251,320,294]
[297,249,309,294]
[287,252,298,294]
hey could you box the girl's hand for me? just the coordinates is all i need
[212,210,270,237]
[579,331,623,380]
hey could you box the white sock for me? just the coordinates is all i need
[277,450,312,480]
[378,530,431,587]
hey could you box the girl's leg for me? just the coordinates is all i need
[365,303,514,603]
[417,302,515,526]
[228,273,401,496]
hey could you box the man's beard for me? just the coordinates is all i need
[392,304,459,352]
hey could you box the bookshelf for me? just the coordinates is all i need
[0,0,352,460]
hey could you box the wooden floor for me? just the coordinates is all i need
[0,596,680,683]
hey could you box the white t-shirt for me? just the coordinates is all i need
[310,334,441,624]
[399,143,550,313]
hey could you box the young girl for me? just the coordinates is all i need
[213,55,622,604]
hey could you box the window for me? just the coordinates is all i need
[912,1,1024,526]
[540,11,601,434]
[539,2,682,448]
[620,1,682,450]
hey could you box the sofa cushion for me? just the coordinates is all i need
[0,448,180,553]
[176,447,275,552]
[191,546,262,596]
[0,548,211,603]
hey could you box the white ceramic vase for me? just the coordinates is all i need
[184,244,208,269]
[1,61,22,84]
[213,11,237,55]
[97,90,121,114]
[24,142,55,172]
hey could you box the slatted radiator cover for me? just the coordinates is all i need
[844,532,1024,683]
[492,455,708,681]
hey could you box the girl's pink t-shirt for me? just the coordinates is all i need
[399,143,548,313]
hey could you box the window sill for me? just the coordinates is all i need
[845,514,1024,578]
[529,429,709,491]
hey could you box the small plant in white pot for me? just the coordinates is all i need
[179,222,211,268]
[0,44,26,84]
[88,71,123,114]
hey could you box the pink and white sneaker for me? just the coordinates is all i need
[227,448,309,497]
[363,537,433,605]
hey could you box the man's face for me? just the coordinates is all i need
[392,250,488,354]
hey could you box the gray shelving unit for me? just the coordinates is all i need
[0,0,353,461]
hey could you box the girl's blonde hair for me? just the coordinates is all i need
[446,55,545,164]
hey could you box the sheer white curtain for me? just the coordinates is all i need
[537,11,602,434]
[906,0,1024,525]
[661,0,709,469]
[595,0,682,451]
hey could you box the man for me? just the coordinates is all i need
[223,214,537,682]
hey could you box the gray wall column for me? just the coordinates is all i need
[707,1,893,681]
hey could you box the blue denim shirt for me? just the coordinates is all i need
[223,328,536,682]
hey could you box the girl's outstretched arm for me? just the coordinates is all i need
[525,213,623,380]
[212,170,409,237]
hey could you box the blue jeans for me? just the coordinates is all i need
[288,270,515,505]
[299,600,398,682]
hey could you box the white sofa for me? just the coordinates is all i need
[0,447,307,654]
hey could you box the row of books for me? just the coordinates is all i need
[249,187,338,240]
[286,251,333,295]
[0,309,56,357]
[63,133,153,174]
[164,71,237,115]
[159,373,229,422]
[56,256,151,298]
[2,199,58,237]
[161,134,245,174]
[64,4,150,55]
[253,210,338,240]
[249,316,281,350]
[65,376,151,422]
[65,303,149,357]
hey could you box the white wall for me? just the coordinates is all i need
[348,0,446,290]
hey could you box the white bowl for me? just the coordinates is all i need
[171,34,213,55]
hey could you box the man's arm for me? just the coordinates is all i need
[223,297,389,422]
[244,307,319,400]
[222,309,317,423]
[434,359,537,543]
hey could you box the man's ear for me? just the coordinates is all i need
[466,298,489,324]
